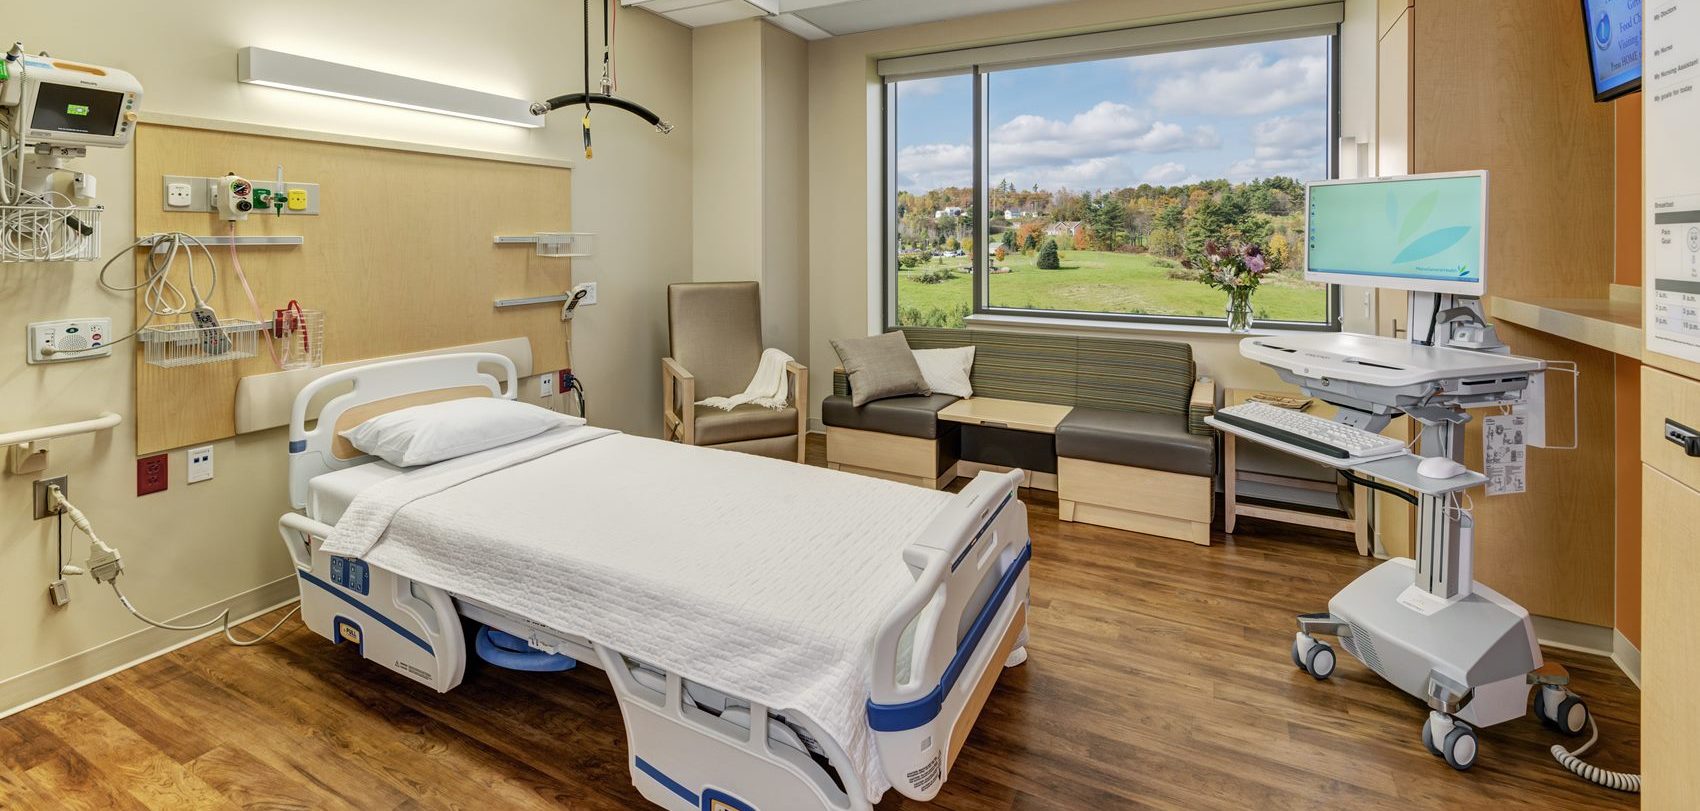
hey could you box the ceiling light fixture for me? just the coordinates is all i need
[238,47,541,129]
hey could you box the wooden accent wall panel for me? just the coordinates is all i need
[132,124,572,454]
[1412,0,1617,626]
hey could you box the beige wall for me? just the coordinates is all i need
[689,20,810,360]
[804,0,1380,415]
[0,0,692,704]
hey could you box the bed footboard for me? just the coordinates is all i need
[279,512,466,692]
[867,469,1032,800]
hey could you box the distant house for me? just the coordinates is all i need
[934,206,965,219]
[1044,220,1082,237]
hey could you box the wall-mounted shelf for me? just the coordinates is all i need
[140,234,305,253]
[1488,287,1643,359]
[493,292,574,309]
[493,231,592,258]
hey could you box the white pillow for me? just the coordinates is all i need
[911,347,975,399]
[340,397,583,467]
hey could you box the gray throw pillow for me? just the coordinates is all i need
[831,331,932,407]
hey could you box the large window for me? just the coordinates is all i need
[886,16,1340,330]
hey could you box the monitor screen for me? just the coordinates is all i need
[29,82,125,138]
[1304,172,1487,296]
[1582,0,1642,101]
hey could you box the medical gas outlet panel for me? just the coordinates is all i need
[161,175,320,216]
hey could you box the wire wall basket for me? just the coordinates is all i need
[138,319,266,369]
[0,203,103,263]
[274,306,325,370]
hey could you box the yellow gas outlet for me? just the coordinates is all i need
[287,188,309,211]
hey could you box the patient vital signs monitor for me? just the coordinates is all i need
[1304,171,1487,296]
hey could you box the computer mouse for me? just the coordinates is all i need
[1417,457,1468,479]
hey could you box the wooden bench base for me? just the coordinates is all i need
[1057,457,1213,545]
[825,426,953,490]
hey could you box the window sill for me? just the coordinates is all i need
[962,312,1336,338]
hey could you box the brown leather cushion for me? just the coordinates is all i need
[669,282,763,399]
[1055,407,1215,477]
[694,403,798,446]
[820,393,959,439]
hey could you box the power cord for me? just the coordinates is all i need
[1551,716,1639,792]
[47,485,298,647]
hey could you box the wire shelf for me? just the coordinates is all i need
[0,203,102,263]
[274,308,325,371]
[137,319,267,369]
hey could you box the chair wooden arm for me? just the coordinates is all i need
[1189,377,1217,436]
[786,360,809,463]
[661,357,696,444]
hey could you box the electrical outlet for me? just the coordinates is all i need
[558,369,573,394]
[137,453,168,496]
[187,445,214,483]
[538,372,556,398]
[166,181,193,207]
[33,476,68,520]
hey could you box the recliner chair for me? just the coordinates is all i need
[662,281,808,462]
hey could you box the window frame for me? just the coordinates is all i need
[883,20,1344,333]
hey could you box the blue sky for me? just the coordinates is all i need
[894,36,1330,194]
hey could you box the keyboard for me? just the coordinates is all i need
[1215,401,1407,461]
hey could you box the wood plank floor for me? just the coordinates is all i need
[0,436,1640,809]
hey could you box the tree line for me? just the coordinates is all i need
[898,175,1307,272]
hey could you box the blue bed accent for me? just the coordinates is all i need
[474,625,577,672]
[297,569,434,654]
[865,540,1031,733]
[635,756,700,807]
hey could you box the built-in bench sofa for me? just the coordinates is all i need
[823,327,1220,544]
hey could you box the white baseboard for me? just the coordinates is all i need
[1531,615,1614,656]
[0,574,301,720]
[1612,629,1642,688]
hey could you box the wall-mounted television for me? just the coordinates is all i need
[1581,0,1642,101]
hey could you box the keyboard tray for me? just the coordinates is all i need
[1206,416,1486,496]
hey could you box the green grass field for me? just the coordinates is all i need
[896,249,1328,328]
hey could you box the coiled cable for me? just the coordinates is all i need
[1551,716,1639,793]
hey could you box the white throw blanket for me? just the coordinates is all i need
[698,347,793,411]
[318,429,954,800]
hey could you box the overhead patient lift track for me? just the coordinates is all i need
[277,353,1031,811]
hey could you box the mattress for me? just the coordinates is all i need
[307,458,408,524]
[317,429,956,799]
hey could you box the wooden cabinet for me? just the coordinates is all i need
[1642,367,1700,805]
[1372,0,1616,625]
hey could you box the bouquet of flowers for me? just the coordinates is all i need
[1183,239,1277,331]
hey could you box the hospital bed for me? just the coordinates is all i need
[275,352,1032,811]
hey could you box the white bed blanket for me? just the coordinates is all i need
[319,429,954,799]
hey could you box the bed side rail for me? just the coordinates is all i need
[278,512,466,692]
[867,469,1031,800]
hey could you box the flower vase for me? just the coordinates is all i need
[1225,288,1255,333]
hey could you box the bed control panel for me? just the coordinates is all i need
[329,556,370,595]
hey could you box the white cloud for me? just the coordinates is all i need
[1147,51,1327,116]
[1141,161,1190,184]
[988,102,1218,164]
[1224,114,1326,180]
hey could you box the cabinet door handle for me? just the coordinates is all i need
[1667,419,1700,457]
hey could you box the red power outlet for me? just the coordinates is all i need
[137,453,168,496]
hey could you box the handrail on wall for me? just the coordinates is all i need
[0,412,122,447]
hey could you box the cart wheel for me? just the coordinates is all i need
[1442,723,1478,771]
[1303,641,1335,680]
[1554,695,1589,736]
[1532,685,1556,728]
[1422,716,1442,757]
[1291,636,1306,672]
